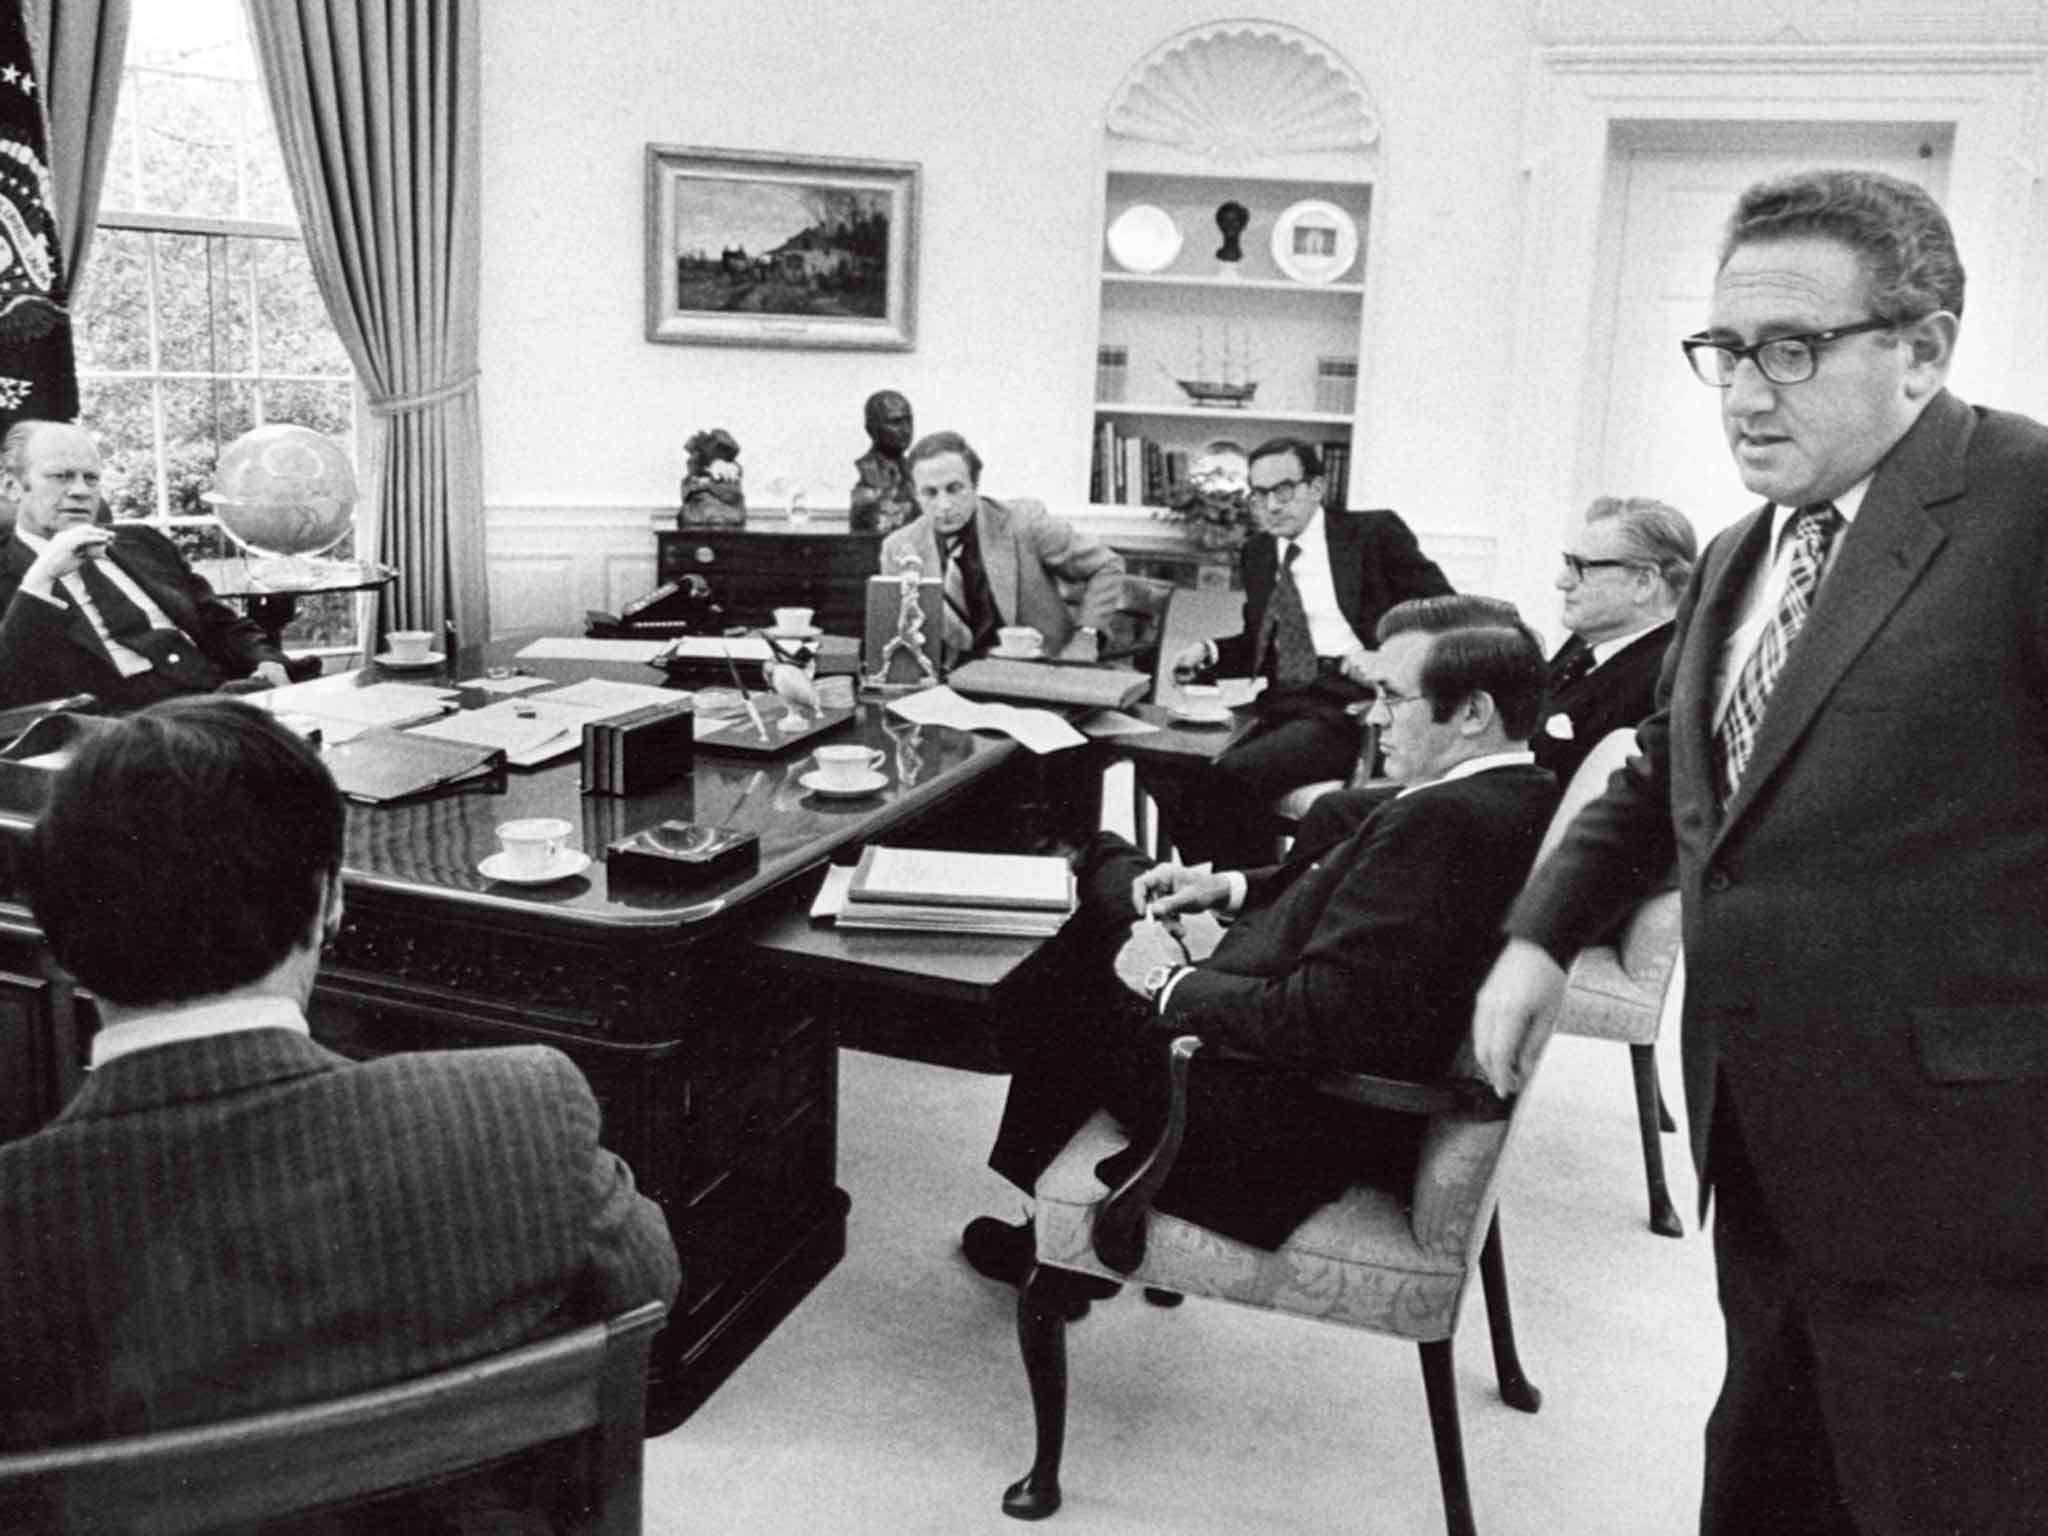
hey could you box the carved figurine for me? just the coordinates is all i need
[849,389,915,534]
[679,427,746,529]
[868,549,941,691]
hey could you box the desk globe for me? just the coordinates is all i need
[203,424,358,585]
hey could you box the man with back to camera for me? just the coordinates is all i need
[960,595,1557,1295]
[1145,436,1451,870]
[0,419,292,710]
[1474,168,2048,1533]
[0,698,679,1525]
[879,429,1125,666]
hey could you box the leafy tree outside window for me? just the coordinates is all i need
[71,0,363,652]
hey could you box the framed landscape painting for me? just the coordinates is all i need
[644,146,920,350]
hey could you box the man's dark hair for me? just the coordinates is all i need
[26,698,344,1006]
[1721,168,1964,322]
[904,430,982,485]
[1376,594,1546,742]
[1247,435,1323,481]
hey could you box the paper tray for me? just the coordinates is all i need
[694,705,859,757]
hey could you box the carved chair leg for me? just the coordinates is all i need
[1092,1038,1198,1274]
[1002,1266,1070,1521]
[1418,1339,1478,1536]
[1478,1214,1542,1413]
[1629,1045,1683,1238]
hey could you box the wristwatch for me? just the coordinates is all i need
[1142,962,1186,1008]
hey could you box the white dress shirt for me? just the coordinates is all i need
[1285,507,1368,657]
[90,994,311,1068]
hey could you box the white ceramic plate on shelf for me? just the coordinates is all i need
[1271,199,1358,285]
[1106,204,1183,274]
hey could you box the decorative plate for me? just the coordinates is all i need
[1106,204,1183,274]
[1270,199,1358,285]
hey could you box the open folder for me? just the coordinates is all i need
[322,732,506,804]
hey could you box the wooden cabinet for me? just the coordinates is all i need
[657,527,882,636]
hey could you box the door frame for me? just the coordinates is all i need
[1495,44,2045,626]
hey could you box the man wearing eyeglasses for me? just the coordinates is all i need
[1149,436,1450,869]
[962,596,1554,1296]
[1534,496,1695,785]
[1475,169,2048,1535]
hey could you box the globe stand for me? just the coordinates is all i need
[246,554,335,590]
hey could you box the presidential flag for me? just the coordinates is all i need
[0,1,78,435]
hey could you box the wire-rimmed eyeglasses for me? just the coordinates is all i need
[1680,317,1901,387]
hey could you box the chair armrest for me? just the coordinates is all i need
[1088,1035,1511,1274]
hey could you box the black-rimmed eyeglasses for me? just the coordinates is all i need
[1247,478,1307,505]
[1559,553,1645,581]
[1681,317,1900,387]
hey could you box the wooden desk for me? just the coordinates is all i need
[0,648,1033,1433]
[657,527,881,636]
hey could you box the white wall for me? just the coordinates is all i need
[476,0,1535,629]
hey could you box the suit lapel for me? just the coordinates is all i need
[6,533,114,660]
[1713,392,1968,841]
[975,497,1018,625]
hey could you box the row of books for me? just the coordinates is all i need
[1089,421,1353,512]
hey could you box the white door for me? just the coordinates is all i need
[1588,128,1947,549]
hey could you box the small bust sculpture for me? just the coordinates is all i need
[680,427,746,529]
[1214,201,1249,263]
[849,389,915,534]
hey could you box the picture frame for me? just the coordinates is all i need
[644,145,920,350]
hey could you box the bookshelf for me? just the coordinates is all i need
[1091,168,1371,515]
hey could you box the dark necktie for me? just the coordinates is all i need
[1257,542,1318,691]
[74,555,157,645]
[1549,637,1595,693]
[1714,502,1843,803]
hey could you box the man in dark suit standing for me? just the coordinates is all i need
[1475,169,2048,1534]
[1149,436,1451,869]
[0,420,290,710]
[0,699,679,1513]
[962,596,1556,1288]
[1533,494,1693,785]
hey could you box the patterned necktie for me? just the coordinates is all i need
[1258,542,1318,690]
[940,527,997,658]
[1714,502,1843,803]
[1549,637,1595,693]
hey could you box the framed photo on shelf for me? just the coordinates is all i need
[644,145,920,350]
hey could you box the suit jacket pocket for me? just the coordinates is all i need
[1912,1005,2048,1084]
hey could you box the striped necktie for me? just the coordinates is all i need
[1714,502,1842,803]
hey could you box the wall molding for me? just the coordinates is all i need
[1535,2,2048,47]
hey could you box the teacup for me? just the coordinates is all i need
[813,744,884,789]
[496,816,573,876]
[386,629,434,662]
[773,606,815,633]
[995,625,1043,658]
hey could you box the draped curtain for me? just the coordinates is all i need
[244,0,486,645]
[23,0,129,292]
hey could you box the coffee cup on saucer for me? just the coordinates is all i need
[773,606,815,633]
[386,629,434,663]
[495,817,573,876]
[812,744,884,790]
[994,625,1043,659]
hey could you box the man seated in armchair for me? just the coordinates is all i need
[963,595,1559,1288]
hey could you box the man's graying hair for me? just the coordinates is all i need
[1722,168,1964,324]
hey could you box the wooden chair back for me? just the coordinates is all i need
[0,1300,668,1536]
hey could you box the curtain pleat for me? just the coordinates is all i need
[24,0,130,291]
[245,0,485,645]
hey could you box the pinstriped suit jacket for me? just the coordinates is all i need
[0,1027,680,1450]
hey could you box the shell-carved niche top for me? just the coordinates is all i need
[1106,20,1380,161]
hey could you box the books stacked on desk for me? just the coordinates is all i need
[820,846,1076,938]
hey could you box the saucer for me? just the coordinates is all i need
[992,648,1044,662]
[478,849,592,885]
[376,650,445,670]
[1168,703,1234,727]
[799,769,887,799]
[767,625,822,641]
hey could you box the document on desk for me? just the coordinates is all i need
[885,685,1085,754]
[407,699,591,767]
[248,675,457,742]
[1074,708,1160,739]
[514,636,671,663]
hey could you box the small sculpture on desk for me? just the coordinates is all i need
[864,550,942,693]
[1214,200,1249,264]
[849,389,916,534]
[679,427,746,529]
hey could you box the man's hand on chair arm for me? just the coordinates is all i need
[1472,937,1567,1096]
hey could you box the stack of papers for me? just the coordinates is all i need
[249,674,457,743]
[816,846,1076,938]
[407,677,730,768]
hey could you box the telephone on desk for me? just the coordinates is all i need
[586,575,726,639]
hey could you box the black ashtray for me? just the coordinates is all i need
[606,820,759,884]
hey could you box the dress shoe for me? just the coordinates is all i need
[960,1216,1120,1319]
